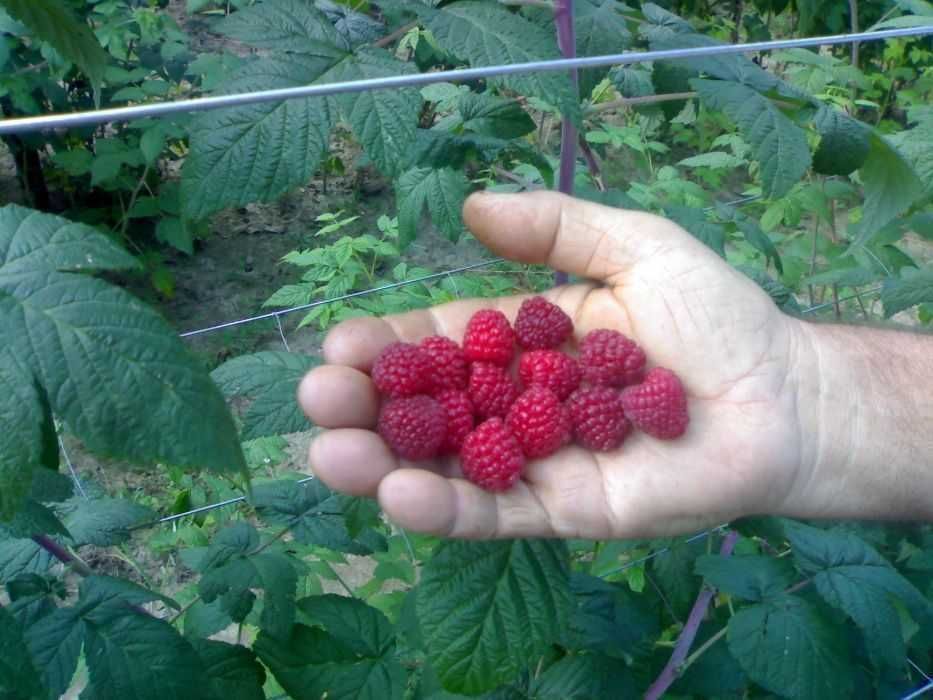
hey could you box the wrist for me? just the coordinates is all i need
[785,319,933,521]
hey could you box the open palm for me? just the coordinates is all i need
[299,191,810,539]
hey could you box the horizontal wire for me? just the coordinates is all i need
[909,659,933,683]
[1,26,931,135]
[903,680,933,700]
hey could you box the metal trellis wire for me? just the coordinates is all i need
[0,26,931,136]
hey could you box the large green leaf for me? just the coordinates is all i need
[886,111,933,198]
[22,606,84,699]
[812,106,870,176]
[727,595,851,700]
[691,79,812,199]
[0,362,45,520]
[849,133,924,248]
[396,167,469,246]
[528,652,637,699]
[650,31,779,93]
[318,47,421,177]
[182,54,340,219]
[424,2,579,120]
[694,554,795,601]
[784,520,932,668]
[0,206,246,496]
[650,536,706,619]
[0,537,53,583]
[191,640,266,700]
[216,0,349,53]
[0,605,45,700]
[573,0,632,98]
[416,539,572,694]
[64,497,154,546]
[0,0,108,88]
[255,602,405,700]
[881,267,933,317]
[457,92,535,139]
[211,351,319,440]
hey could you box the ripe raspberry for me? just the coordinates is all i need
[514,296,574,350]
[579,329,646,388]
[468,362,521,419]
[518,350,582,401]
[621,367,689,439]
[460,418,526,492]
[419,335,469,393]
[371,342,432,398]
[378,395,447,460]
[463,309,516,366]
[506,386,571,459]
[567,386,632,452]
[435,389,474,455]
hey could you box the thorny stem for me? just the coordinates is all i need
[33,535,94,577]
[644,530,739,700]
[553,0,578,287]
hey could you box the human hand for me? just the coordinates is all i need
[298,191,812,539]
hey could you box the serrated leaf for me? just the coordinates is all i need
[191,639,266,700]
[1,0,108,88]
[677,151,746,169]
[250,479,379,554]
[255,621,405,700]
[316,0,384,45]
[881,267,933,317]
[691,79,811,199]
[22,605,84,698]
[695,554,795,601]
[887,115,933,198]
[803,264,879,288]
[573,0,632,98]
[529,652,638,699]
[0,537,53,583]
[424,2,579,121]
[156,218,194,256]
[727,595,851,700]
[458,92,535,139]
[609,65,654,98]
[664,205,726,257]
[6,499,69,539]
[64,497,154,546]
[0,205,246,480]
[650,536,706,618]
[0,363,46,520]
[812,106,870,176]
[396,167,468,246]
[849,133,924,249]
[299,594,394,657]
[211,351,319,440]
[79,575,180,614]
[217,0,348,53]
[182,54,339,219]
[417,539,571,694]
[184,598,234,639]
[0,605,45,699]
[319,47,420,177]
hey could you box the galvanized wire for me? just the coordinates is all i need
[1,26,930,135]
[904,679,933,700]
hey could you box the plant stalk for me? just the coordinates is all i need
[32,534,94,577]
[552,0,578,286]
[644,530,739,700]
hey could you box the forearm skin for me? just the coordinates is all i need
[787,320,933,521]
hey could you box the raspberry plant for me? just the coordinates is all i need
[1,0,932,698]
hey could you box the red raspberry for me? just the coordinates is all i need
[371,342,432,398]
[621,367,689,439]
[460,418,526,492]
[436,389,474,455]
[506,386,571,459]
[378,395,447,460]
[419,335,469,393]
[567,386,632,452]
[514,296,573,350]
[579,329,646,388]
[463,309,516,366]
[518,350,582,401]
[468,362,521,419]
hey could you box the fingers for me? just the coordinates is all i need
[463,190,714,284]
[299,365,379,428]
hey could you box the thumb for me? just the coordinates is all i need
[463,190,714,285]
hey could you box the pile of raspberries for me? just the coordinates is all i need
[370,297,688,492]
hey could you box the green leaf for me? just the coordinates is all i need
[78,575,180,613]
[529,652,637,699]
[0,0,108,88]
[664,205,726,257]
[458,92,535,139]
[695,554,795,601]
[52,149,93,177]
[0,365,47,520]
[250,479,380,554]
[182,53,339,219]
[650,536,706,619]
[677,151,746,169]
[183,599,233,640]
[299,594,394,657]
[424,2,579,120]
[211,351,319,440]
[0,537,53,583]
[417,539,572,694]
[156,218,194,256]
[0,605,45,699]
[887,114,933,198]
[812,106,870,176]
[849,133,924,248]
[396,167,469,246]
[881,267,933,317]
[573,0,632,98]
[216,0,348,52]
[609,65,654,98]
[255,617,405,700]
[64,497,154,546]
[727,595,852,700]
[784,519,932,668]
[0,205,246,479]
[22,605,84,698]
[191,639,266,700]
[691,79,811,199]
[318,48,420,177]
